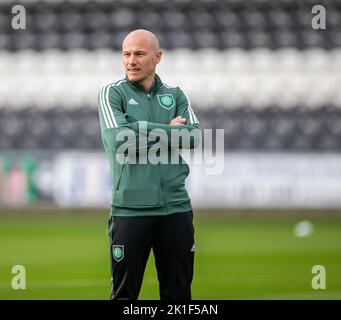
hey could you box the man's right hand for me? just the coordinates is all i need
[170,116,186,125]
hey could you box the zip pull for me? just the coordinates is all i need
[147,93,150,98]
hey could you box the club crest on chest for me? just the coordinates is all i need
[157,94,175,110]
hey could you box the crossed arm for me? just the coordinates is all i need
[98,85,201,153]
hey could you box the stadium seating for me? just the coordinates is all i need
[0,0,340,50]
[1,105,341,151]
[0,0,340,151]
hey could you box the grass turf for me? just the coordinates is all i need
[0,209,340,300]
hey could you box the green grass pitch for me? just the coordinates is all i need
[0,209,341,300]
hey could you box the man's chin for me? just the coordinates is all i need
[127,74,143,82]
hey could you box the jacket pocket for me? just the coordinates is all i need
[122,188,159,206]
[113,164,162,207]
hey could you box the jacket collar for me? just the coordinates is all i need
[125,74,163,94]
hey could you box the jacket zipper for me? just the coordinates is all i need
[147,91,165,207]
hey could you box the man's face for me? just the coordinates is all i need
[122,41,161,83]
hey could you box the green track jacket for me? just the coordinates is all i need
[98,74,201,216]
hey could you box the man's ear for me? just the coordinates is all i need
[156,50,162,64]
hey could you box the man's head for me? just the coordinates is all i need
[122,29,162,85]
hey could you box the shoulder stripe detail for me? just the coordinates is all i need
[112,78,126,85]
[112,79,127,87]
[104,85,118,127]
[182,91,193,124]
[98,87,109,128]
[183,91,199,124]
[162,83,176,89]
[190,105,199,124]
[99,80,126,129]
[99,85,114,129]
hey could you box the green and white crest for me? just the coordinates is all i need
[112,245,124,262]
[157,94,175,110]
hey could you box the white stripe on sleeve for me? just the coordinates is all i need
[182,91,194,124]
[99,86,113,129]
[104,85,118,127]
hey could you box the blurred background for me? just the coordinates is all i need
[0,0,341,299]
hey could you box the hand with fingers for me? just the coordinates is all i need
[170,116,186,125]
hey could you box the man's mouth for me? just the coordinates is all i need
[128,68,140,72]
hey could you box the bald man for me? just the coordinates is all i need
[98,29,201,300]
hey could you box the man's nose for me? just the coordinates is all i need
[128,55,136,65]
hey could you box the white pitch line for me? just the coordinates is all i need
[0,278,107,289]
